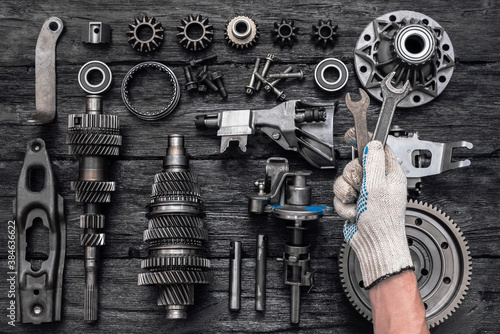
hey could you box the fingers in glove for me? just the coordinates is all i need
[362,141,386,189]
[342,158,363,191]
[344,127,373,148]
[334,173,358,204]
[334,196,357,222]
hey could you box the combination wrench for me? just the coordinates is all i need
[345,88,370,164]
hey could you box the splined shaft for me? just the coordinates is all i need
[67,94,122,322]
[139,134,213,319]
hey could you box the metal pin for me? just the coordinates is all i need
[255,235,267,312]
[229,241,242,311]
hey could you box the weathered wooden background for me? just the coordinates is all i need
[0,0,499,333]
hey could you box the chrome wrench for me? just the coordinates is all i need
[345,88,370,163]
[373,72,410,146]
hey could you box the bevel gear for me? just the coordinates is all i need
[127,16,164,52]
[312,19,338,48]
[225,15,259,49]
[138,134,213,320]
[177,14,214,51]
[339,200,471,328]
[272,18,298,46]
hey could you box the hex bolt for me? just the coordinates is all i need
[254,72,286,101]
[268,69,305,80]
[189,53,217,67]
[265,66,293,92]
[183,66,198,92]
[212,71,227,98]
[246,58,261,95]
[196,70,219,92]
[256,54,275,91]
[198,84,207,92]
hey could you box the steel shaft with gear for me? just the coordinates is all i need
[339,200,471,328]
[67,93,122,322]
[138,134,213,319]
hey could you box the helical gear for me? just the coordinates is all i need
[272,18,299,47]
[311,19,338,48]
[225,15,259,49]
[177,14,214,51]
[139,134,213,320]
[127,16,164,52]
[339,200,471,328]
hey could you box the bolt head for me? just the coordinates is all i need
[212,71,223,80]
[266,54,275,62]
[245,87,255,95]
[185,82,198,91]
[198,84,208,92]
[196,70,208,82]
[278,93,287,101]
[264,84,272,92]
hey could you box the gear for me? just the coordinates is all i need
[80,214,105,229]
[225,15,259,49]
[312,19,338,48]
[354,11,455,108]
[127,16,164,52]
[272,18,298,46]
[339,200,471,328]
[68,114,120,131]
[148,215,204,229]
[177,14,214,51]
[80,233,105,247]
[154,171,198,183]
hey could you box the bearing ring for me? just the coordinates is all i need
[121,62,181,121]
[314,58,348,92]
[78,61,113,94]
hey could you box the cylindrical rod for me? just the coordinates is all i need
[255,235,267,312]
[229,241,242,311]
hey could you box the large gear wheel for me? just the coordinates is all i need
[177,14,214,51]
[339,200,471,328]
[225,15,259,49]
[272,18,298,47]
[354,11,455,108]
[127,16,164,52]
[312,19,338,48]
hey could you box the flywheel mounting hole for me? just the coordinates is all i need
[443,277,451,284]
[441,242,449,249]
[415,218,423,226]
[360,66,367,73]
[424,303,428,310]
[407,238,413,246]
[364,34,370,41]
[443,44,450,51]
[421,268,429,276]
[358,280,364,288]
[413,95,421,103]
[439,76,446,83]
[389,15,397,22]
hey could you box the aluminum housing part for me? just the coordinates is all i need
[339,200,472,328]
[354,11,455,108]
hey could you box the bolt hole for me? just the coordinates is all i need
[439,76,446,83]
[94,27,100,34]
[49,21,59,31]
[423,303,428,310]
[87,69,104,86]
[405,34,425,54]
[235,21,249,34]
[415,218,422,226]
[364,34,371,41]
[407,238,413,246]
[413,95,421,103]
[443,277,451,284]
[279,24,292,38]
[34,290,39,295]
[389,15,397,22]
[421,268,429,276]
[136,24,154,41]
[360,66,367,73]
[441,242,449,249]
[358,280,364,288]
[423,19,429,25]
[31,141,42,152]
[186,22,204,40]
[319,25,333,38]
[443,44,450,51]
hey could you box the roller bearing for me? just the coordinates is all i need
[314,58,348,92]
[78,61,113,94]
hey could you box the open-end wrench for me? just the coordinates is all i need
[345,88,370,164]
[373,72,410,146]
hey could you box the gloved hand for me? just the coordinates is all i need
[334,131,413,289]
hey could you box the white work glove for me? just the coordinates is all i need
[334,133,413,289]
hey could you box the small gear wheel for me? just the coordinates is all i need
[225,15,259,49]
[272,18,299,47]
[127,16,164,52]
[177,14,214,51]
[312,19,338,48]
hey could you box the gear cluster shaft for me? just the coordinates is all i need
[67,94,121,322]
[139,134,213,319]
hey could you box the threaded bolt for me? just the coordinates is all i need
[265,66,293,92]
[196,70,219,92]
[255,54,275,91]
[212,71,227,98]
[189,53,217,67]
[183,66,198,92]
[254,72,286,101]
[246,58,261,95]
[268,69,305,80]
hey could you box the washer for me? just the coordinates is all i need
[78,61,112,94]
[314,58,348,92]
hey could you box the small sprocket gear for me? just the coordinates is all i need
[127,16,164,52]
[177,14,214,51]
[272,18,299,47]
[312,19,338,48]
[339,200,472,328]
[225,15,259,49]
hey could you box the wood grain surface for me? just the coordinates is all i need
[0,0,499,333]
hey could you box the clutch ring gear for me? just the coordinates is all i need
[225,15,259,49]
[121,61,180,121]
[339,200,471,328]
[127,16,164,53]
[354,10,455,108]
[177,14,214,51]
